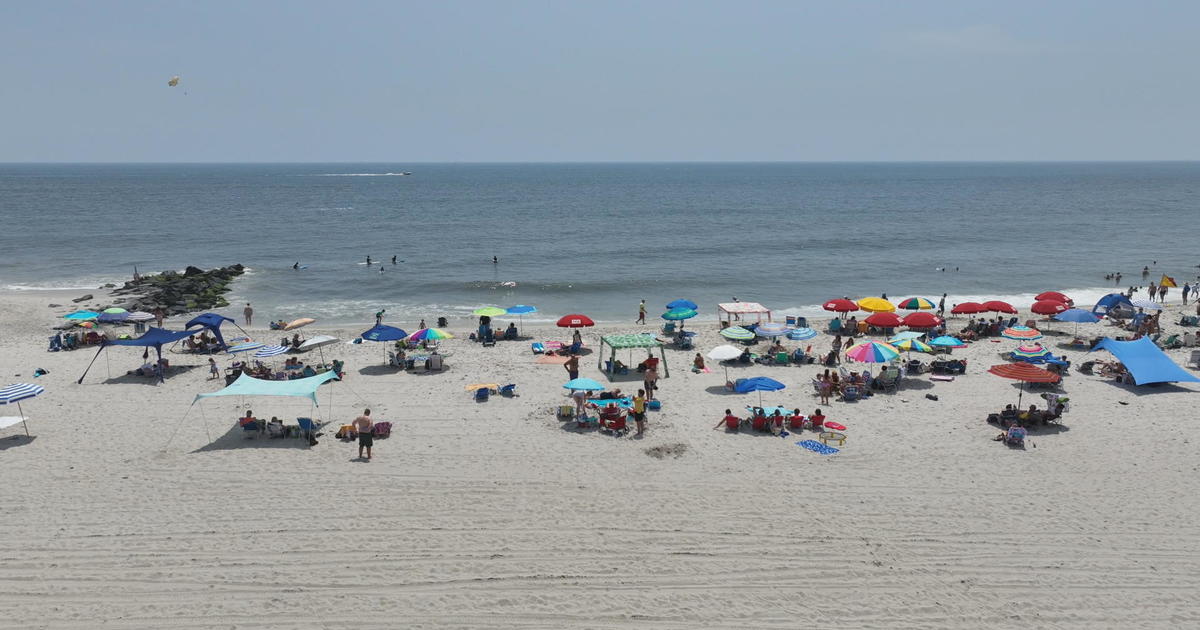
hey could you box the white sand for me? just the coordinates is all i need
[2,289,1199,629]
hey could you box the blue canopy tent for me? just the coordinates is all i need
[186,313,243,349]
[77,327,198,383]
[1092,293,1134,318]
[1089,337,1200,385]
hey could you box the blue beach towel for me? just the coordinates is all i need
[796,440,839,455]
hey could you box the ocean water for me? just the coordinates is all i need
[2,162,1198,326]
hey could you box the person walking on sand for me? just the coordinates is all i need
[1183,282,1191,305]
[643,364,659,401]
[153,306,166,327]
[375,309,386,326]
[937,293,947,317]
[1159,284,1168,302]
[564,354,580,381]
[243,303,253,326]
[637,300,646,324]
[208,357,219,380]
[353,409,374,460]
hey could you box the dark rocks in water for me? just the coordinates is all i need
[102,283,116,288]
[72,294,93,303]
[112,264,245,315]
[48,303,61,308]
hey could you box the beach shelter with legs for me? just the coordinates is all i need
[717,302,772,327]
[182,371,341,440]
[597,334,669,380]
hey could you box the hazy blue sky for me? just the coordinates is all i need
[2,1,1197,162]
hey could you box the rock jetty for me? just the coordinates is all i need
[110,264,245,315]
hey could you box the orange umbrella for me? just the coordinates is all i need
[284,318,315,331]
[988,362,1059,406]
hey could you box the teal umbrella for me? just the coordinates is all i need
[64,311,98,320]
[563,377,605,391]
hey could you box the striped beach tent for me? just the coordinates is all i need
[0,383,45,436]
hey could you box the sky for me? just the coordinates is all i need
[1,0,1197,162]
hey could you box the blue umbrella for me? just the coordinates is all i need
[666,299,698,310]
[563,377,605,391]
[734,376,786,406]
[787,327,818,341]
[1054,308,1101,323]
[503,305,537,335]
[1053,307,1102,336]
[0,383,44,436]
[361,325,408,342]
[755,322,790,338]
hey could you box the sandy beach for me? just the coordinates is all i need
[2,288,1199,629]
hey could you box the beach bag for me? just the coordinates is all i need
[647,400,662,411]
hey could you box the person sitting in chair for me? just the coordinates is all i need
[692,353,706,373]
[713,408,741,431]
[504,322,518,339]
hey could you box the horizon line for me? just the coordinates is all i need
[3,159,1200,165]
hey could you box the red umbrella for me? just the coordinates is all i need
[988,362,1060,407]
[1031,300,1069,316]
[864,312,902,328]
[556,314,595,328]
[951,302,985,315]
[1035,291,1073,306]
[822,299,858,314]
[902,312,941,328]
[983,300,1017,314]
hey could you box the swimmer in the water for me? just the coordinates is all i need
[493,256,498,264]
[293,262,299,270]
[366,255,372,266]
[391,255,397,265]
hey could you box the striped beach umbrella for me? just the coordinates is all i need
[787,327,818,341]
[889,331,925,343]
[409,328,454,341]
[1001,326,1043,341]
[720,326,755,341]
[227,341,265,354]
[102,307,127,314]
[1130,299,1162,311]
[0,383,44,436]
[754,322,790,337]
[126,311,155,322]
[898,297,936,311]
[892,338,933,353]
[857,297,897,313]
[845,341,901,363]
[253,344,290,358]
[1012,344,1051,360]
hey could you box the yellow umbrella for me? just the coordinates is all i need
[857,297,896,313]
[284,317,315,331]
[464,383,499,392]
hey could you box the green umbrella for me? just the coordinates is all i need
[473,307,507,317]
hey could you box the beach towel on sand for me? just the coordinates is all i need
[797,440,839,455]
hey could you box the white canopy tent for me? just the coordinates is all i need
[717,302,772,327]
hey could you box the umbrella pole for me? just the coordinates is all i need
[18,401,28,436]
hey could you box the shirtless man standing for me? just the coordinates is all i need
[353,409,374,460]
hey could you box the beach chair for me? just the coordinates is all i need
[296,417,320,439]
[842,385,861,402]
[482,328,496,347]
[827,319,843,334]
[566,341,582,355]
[661,322,676,334]
[499,383,517,397]
[474,387,490,402]
[599,411,628,436]
[372,421,392,438]
[605,360,629,375]
[266,420,286,438]
[775,352,789,365]
[875,371,898,393]
[786,316,797,326]
[1189,350,1200,369]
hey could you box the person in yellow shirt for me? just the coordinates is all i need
[632,389,647,436]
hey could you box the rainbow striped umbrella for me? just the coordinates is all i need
[1001,326,1043,341]
[845,341,900,363]
[408,328,454,341]
[898,297,936,311]
[1012,344,1051,360]
[892,338,933,353]
[227,342,265,354]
